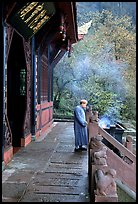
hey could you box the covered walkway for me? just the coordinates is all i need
[2,122,90,202]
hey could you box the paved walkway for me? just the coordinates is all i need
[2,122,90,202]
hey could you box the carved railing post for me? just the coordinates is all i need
[94,168,118,202]
[124,135,133,152]
[88,132,118,202]
[87,108,100,180]
[88,134,108,201]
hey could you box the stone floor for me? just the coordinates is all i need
[2,122,90,202]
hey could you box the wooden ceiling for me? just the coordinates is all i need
[4,2,78,66]
[4,2,78,47]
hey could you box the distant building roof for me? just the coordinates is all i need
[78,20,92,35]
[77,20,92,41]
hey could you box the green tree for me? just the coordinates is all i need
[53,10,136,125]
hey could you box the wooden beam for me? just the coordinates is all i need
[51,49,66,68]
[55,2,78,44]
[4,2,17,20]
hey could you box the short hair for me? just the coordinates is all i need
[80,99,88,105]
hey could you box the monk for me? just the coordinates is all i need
[74,99,88,152]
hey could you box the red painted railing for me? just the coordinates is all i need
[88,119,136,193]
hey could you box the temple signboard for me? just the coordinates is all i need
[7,2,56,40]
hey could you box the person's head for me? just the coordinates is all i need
[80,99,88,108]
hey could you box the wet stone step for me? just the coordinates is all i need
[20,193,85,202]
[29,185,82,195]
[49,152,87,163]
[47,162,83,169]
[32,178,80,186]
[34,171,83,180]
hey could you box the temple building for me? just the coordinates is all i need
[1,2,78,167]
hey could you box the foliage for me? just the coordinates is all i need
[53,9,136,124]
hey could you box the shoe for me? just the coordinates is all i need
[74,147,81,152]
[79,147,87,151]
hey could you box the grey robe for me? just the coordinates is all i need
[74,105,88,147]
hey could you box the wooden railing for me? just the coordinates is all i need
[99,127,136,165]
[87,119,136,193]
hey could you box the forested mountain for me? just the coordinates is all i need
[53,2,136,127]
[76,2,136,26]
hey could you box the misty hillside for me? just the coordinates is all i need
[76,2,136,26]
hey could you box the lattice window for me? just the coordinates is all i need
[41,54,48,101]
[4,115,12,149]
